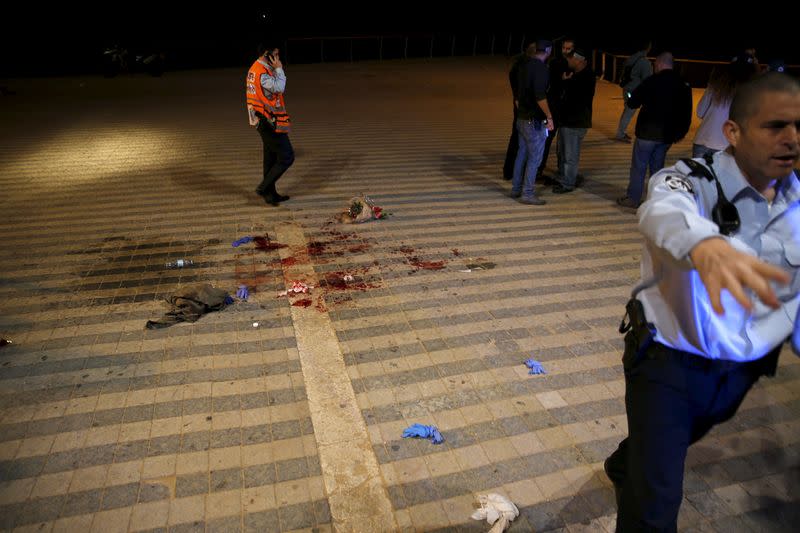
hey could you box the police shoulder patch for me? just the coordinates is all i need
[664,174,695,194]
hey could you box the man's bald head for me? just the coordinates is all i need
[655,52,673,72]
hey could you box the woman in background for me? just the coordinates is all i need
[692,55,757,158]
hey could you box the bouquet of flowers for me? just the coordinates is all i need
[340,194,390,224]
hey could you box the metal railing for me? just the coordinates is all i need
[281,33,532,64]
[278,34,798,88]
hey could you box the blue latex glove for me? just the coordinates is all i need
[236,285,249,300]
[524,358,546,375]
[232,236,254,247]
[224,295,234,305]
[793,305,800,355]
[402,423,444,444]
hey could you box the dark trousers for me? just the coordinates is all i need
[606,336,779,532]
[503,106,518,179]
[257,121,295,196]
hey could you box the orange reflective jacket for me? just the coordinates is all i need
[246,59,291,133]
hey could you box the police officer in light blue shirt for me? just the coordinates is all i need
[604,72,800,532]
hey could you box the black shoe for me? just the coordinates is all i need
[261,194,280,206]
[518,195,546,205]
[552,183,574,194]
[510,190,522,199]
[539,174,557,186]
[575,174,585,187]
[616,196,640,209]
[273,193,290,202]
[604,456,623,510]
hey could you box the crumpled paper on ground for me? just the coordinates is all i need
[278,281,313,297]
[470,493,519,532]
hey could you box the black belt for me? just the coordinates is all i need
[646,341,780,375]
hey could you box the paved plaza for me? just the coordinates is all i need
[0,57,797,532]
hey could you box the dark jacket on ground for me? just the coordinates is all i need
[628,69,692,144]
[559,66,596,129]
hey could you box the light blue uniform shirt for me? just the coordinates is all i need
[258,59,286,94]
[636,150,800,362]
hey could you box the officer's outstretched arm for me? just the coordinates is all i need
[690,238,789,315]
[638,170,720,270]
[639,168,790,315]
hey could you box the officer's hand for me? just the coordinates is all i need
[690,237,790,314]
[269,54,283,69]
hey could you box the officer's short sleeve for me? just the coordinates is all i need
[638,165,722,265]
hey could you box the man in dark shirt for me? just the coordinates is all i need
[552,48,595,193]
[503,44,537,180]
[511,39,554,206]
[538,38,574,182]
[617,52,692,208]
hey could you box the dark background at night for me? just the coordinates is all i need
[2,6,794,78]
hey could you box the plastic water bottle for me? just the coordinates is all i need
[165,259,193,268]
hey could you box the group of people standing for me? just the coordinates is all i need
[503,38,596,205]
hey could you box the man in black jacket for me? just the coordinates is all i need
[503,44,536,180]
[617,52,692,208]
[552,47,595,193]
[538,38,574,182]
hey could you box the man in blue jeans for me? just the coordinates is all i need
[552,48,595,193]
[511,39,555,206]
[616,52,692,208]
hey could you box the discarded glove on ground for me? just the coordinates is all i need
[236,285,249,300]
[402,423,444,444]
[231,236,254,247]
[145,284,232,329]
[338,194,389,224]
[470,493,519,532]
[524,358,546,375]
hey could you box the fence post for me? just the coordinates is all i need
[612,56,617,84]
[472,35,477,56]
[451,35,456,56]
[405,36,409,59]
[379,36,383,61]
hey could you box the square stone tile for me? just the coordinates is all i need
[168,495,206,526]
[205,490,242,520]
[90,507,132,533]
[129,500,170,531]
